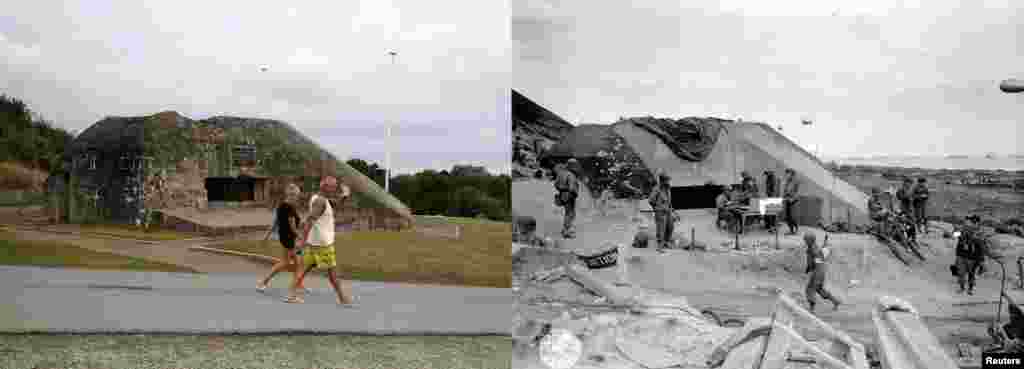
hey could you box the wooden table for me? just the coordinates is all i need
[729,206,782,234]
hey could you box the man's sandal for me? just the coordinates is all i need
[283,295,305,304]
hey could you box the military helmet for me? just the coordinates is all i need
[803,232,816,243]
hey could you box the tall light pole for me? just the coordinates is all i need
[386,51,398,194]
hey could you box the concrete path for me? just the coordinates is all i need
[1,266,512,335]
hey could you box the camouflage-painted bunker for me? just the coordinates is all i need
[52,111,411,228]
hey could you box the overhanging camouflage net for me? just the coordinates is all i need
[626,116,727,162]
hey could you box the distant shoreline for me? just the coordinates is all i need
[825,157,1024,173]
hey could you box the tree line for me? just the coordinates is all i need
[346,159,511,221]
[0,94,74,173]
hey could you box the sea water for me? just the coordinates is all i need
[828,156,1024,171]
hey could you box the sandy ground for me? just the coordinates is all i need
[513,179,1024,361]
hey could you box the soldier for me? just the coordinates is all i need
[956,215,995,295]
[554,162,580,239]
[804,232,841,312]
[868,187,891,234]
[739,171,759,205]
[649,171,674,252]
[912,177,930,232]
[763,170,781,233]
[896,177,914,216]
[782,168,801,235]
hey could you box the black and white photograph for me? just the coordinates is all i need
[511,1,1023,368]
[0,1,511,368]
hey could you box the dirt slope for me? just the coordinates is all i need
[513,179,1024,356]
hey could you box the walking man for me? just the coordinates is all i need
[912,177,930,233]
[782,168,801,235]
[804,232,841,312]
[284,175,354,306]
[763,170,781,232]
[554,161,580,238]
[650,171,674,252]
[955,215,992,295]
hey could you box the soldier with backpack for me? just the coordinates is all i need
[955,215,996,295]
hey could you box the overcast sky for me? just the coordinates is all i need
[2,0,510,175]
[513,0,1023,158]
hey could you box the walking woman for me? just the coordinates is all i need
[257,183,306,292]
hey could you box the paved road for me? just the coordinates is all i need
[1,266,512,335]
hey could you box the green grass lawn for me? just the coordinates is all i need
[0,334,512,369]
[414,214,509,225]
[214,221,511,288]
[77,223,194,241]
[0,230,196,273]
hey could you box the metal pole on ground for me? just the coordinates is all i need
[689,227,694,250]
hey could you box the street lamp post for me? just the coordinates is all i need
[386,51,398,194]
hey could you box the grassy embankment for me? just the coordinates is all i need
[0,334,512,369]
[0,229,195,273]
[214,217,512,288]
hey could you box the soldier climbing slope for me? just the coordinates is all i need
[913,177,930,233]
[868,187,891,233]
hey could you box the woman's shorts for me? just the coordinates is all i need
[303,245,337,269]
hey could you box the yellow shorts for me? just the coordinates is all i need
[302,244,336,269]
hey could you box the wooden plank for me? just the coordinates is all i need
[847,344,869,369]
[771,323,853,369]
[883,310,959,369]
[708,318,773,368]
[565,264,636,305]
[758,302,796,369]
[777,293,864,352]
[720,336,769,369]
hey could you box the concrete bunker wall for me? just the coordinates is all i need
[614,121,870,226]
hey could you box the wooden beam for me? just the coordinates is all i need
[777,293,863,352]
[758,302,796,369]
[709,318,773,368]
[565,264,635,305]
[771,323,853,369]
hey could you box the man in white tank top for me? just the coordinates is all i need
[284,175,354,306]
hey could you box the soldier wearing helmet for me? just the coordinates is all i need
[649,171,674,252]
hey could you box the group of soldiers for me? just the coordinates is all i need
[715,169,803,236]
[867,177,931,234]
[551,159,843,313]
[552,159,809,252]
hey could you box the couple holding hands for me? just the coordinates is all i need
[259,176,355,306]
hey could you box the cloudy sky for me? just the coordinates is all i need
[513,0,1023,158]
[2,0,510,175]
